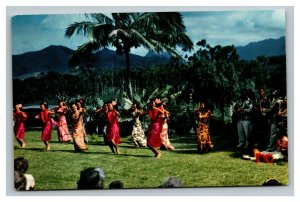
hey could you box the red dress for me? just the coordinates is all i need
[40,109,52,141]
[147,108,163,148]
[106,111,121,144]
[14,111,27,139]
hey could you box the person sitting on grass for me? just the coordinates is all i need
[109,180,124,189]
[159,176,184,188]
[14,157,35,190]
[77,167,105,189]
[14,171,26,191]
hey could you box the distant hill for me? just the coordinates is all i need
[236,36,286,60]
[12,45,73,77]
[13,37,286,79]
[12,46,170,79]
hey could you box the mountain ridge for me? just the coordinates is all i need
[12,36,286,79]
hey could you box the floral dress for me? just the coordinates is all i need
[56,106,72,142]
[196,111,213,153]
[131,109,147,147]
[160,114,174,150]
[72,111,87,151]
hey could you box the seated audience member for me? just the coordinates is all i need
[14,171,26,191]
[14,157,29,173]
[159,176,184,188]
[77,167,105,189]
[262,178,282,186]
[14,157,35,190]
[109,180,124,189]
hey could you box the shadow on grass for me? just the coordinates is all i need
[172,149,199,154]
[171,134,238,153]
[114,153,153,158]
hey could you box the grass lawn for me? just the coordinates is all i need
[13,130,288,190]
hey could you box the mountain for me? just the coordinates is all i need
[236,36,286,60]
[12,45,73,77]
[12,46,170,79]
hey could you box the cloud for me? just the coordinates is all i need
[12,14,89,54]
[182,10,285,47]
[12,10,286,56]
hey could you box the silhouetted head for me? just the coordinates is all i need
[160,176,184,188]
[258,88,265,98]
[262,178,282,186]
[14,157,29,173]
[109,180,124,189]
[77,167,105,189]
[40,101,48,110]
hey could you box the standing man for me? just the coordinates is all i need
[233,89,254,151]
[266,92,287,152]
[254,88,270,150]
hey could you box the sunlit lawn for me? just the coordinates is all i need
[13,130,288,190]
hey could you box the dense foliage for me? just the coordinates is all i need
[13,41,286,136]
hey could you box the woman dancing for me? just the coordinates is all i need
[147,98,164,158]
[77,99,88,143]
[71,103,88,152]
[13,103,27,148]
[194,101,214,153]
[106,101,121,154]
[129,101,147,147]
[54,100,72,142]
[160,103,174,151]
[35,102,54,150]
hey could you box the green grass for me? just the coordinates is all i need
[13,130,288,190]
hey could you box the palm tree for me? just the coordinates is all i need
[65,12,193,98]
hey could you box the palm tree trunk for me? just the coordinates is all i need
[125,50,132,99]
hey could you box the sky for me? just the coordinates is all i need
[11,9,286,56]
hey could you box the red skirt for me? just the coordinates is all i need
[14,122,25,140]
[106,123,121,144]
[41,121,52,141]
[147,119,163,148]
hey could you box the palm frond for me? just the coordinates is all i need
[148,88,160,100]
[129,29,156,51]
[109,28,129,38]
[142,89,146,99]
[112,13,133,28]
[68,41,101,67]
[148,39,184,60]
[170,91,183,100]
[159,85,172,98]
[86,13,114,24]
[65,21,95,38]
[122,98,133,110]
[133,94,142,106]
[91,24,115,45]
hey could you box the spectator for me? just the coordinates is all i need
[14,171,26,191]
[160,176,184,188]
[77,167,105,189]
[109,180,124,189]
[232,89,254,152]
[262,178,282,186]
[14,157,35,190]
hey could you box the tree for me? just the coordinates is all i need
[187,40,241,123]
[65,12,193,99]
